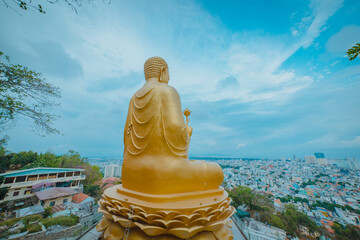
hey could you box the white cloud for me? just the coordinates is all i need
[326,25,360,53]
[203,0,344,104]
[236,143,247,149]
[8,0,339,108]
[196,123,231,133]
[301,0,344,48]
[303,135,360,149]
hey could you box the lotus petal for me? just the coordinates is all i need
[104,222,124,240]
[168,225,204,239]
[113,215,136,228]
[134,222,167,236]
[212,224,233,240]
[189,231,216,240]
[96,217,112,232]
[132,215,150,224]
[166,219,187,229]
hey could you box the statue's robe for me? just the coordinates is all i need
[122,81,223,195]
[124,81,190,159]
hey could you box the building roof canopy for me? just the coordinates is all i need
[35,187,78,200]
[0,167,85,177]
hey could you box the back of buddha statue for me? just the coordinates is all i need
[97,57,234,240]
[121,56,223,195]
[123,81,190,159]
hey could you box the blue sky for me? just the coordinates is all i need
[0,0,359,158]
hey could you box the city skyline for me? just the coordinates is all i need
[0,0,359,158]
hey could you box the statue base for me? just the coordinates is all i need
[96,185,235,240]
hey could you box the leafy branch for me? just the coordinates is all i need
[347,43,360,61]
[1,0,96,14]
[0,51,61,135]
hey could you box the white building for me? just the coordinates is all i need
[305,156,316,164]
[0,167,85,205]
[104,165,122,178]
[347,158,359,170]
[317,158,327,165]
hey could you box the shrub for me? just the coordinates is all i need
[27,223,42,233]
[25,214,43,223]
[43,206,52,218]
[41,215,79,228]
[0,217,22,227]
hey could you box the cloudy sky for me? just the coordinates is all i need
[0,0,359,158]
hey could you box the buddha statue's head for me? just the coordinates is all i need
[144,56,169,84]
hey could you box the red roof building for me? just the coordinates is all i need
[72,192,93,204]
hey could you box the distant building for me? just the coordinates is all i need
[347,158,359,170]
[305,156,316,164]
[314,153,325,159]
[0,167,85,206]
[35,187,78,207]
[317,158,328,165]
[104,165,122,178]
[72,192,94,210]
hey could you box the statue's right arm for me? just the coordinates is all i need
[161,85,192,142]
[185,125,193,137]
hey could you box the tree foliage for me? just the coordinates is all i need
[332,222,360,240]
[0,176,9,200]
[84,184,101,199]
[229,185,273,211]
[229,186,322,238]
[0,0,94,14]
[43,206,53,218]
[0,52,61,134]
[347,43,360,61]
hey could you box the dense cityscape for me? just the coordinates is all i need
[220,155,360,229]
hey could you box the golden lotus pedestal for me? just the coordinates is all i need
[97,185,235,240]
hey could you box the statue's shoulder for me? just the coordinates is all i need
[158,83,179,97]
[135,83,157,98]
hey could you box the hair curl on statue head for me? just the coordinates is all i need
[144,57,168,80]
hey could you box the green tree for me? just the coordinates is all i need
[0,52,61,134]
[84,184,101,198]
[260,211,286,230]
[22,152,59,169]
[0,136,13,172]
[57,150,102,185]
[229,186,322,238]
[58,150,84,168]
[0,176,9,200]
[281,204,318,236]
[332,222,360,240]
[10,151,38,168]
[347,43,360,61]
[43,206,53,218]
[229,185,273,211]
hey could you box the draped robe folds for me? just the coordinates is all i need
[122,81,223,195]
[124,82,190,159]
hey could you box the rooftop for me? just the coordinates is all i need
[35,187,78,200]
[0,167,85,177]
[72,192,93,204]
[18,205,45,218]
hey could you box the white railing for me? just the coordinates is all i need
[1,175,85,188]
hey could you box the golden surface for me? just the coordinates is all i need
[97,57,234,239]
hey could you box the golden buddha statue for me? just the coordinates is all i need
[97,57,235,240]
